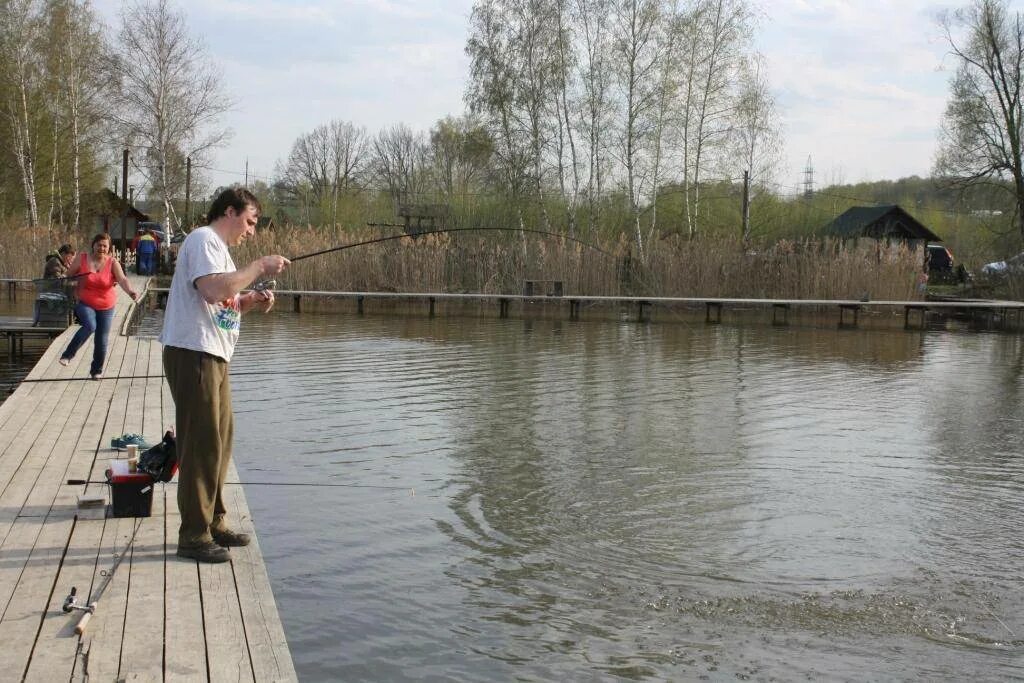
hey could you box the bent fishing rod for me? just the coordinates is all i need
[283,225,616,264]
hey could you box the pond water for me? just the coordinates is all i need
[168,310,1024,679]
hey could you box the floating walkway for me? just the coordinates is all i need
[0,276,296,681]
[184,287,1024,331]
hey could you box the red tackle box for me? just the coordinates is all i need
[106,460,154,518]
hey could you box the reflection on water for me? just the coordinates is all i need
[198,312,1023,680]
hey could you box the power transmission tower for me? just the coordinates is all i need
[803,155,814,197]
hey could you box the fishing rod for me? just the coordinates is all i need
[285,226,616,263]
[62,517,144,635]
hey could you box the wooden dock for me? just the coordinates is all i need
[155,287,1024,331]
[0,277,296,681]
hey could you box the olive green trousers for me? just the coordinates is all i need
[163,346,234,547]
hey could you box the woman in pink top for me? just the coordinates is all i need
[59,233,138,379]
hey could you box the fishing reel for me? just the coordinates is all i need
[254,279,276,292]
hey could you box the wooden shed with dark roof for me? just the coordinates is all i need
[822,205,941,242]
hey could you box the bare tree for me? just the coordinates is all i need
[372,123,428,208]
[112,0,231,229]
[281,120,367,225]
[937,0,1024,239]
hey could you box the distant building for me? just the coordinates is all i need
[822,205,940,244]
[88,189,150,253]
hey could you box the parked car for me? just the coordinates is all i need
[926,243,955,275]
[925,243,971,284]
[981,251,1024,277]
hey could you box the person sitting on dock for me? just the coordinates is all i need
[43,243,76,279]
[160,186,289,564]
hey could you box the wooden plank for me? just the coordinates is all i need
[16,319,137,681]
[0,510,76,678]
[199,554,255,682]
[163,483,207,681]
[227,481,298,682]
[76,514,139,681]
[118,340,167,679]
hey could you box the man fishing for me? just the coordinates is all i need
[160,187,289,563]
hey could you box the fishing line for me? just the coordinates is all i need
[66,478,412,491]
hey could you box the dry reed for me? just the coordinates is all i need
[1,220,925,301]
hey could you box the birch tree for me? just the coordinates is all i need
[47,0,109,229]
[611,0,662,258]
[677,0,751,237]
[729,53,782,240]
[0,0,44,226]
[467,0,533,230]
[113,0,231,229]
[573,0,613,235]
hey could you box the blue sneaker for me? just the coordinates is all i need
[111,433,150,450]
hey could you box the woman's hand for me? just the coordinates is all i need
[129,290,139,301]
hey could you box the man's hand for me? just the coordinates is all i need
[258,255,290,278]
[242,288,274,314]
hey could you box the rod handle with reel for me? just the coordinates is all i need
[61,586,97,635]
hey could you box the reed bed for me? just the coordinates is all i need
[1,221,925,301]
[235,226,924,300]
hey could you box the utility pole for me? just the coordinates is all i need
[121,149,128,200]
[245,158,249,188]
[741,170,750,241]
[120,148,130,258]
[185,156,191,229]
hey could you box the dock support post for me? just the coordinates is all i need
[7,281,14,301]
[293,295,301,313]
[638,301,650,322]
[357,295,364,315]
[771,303,789,326]
[569,299,580,321]
[705,302,722,324]
[429,297,435,318]
[904,305,927,330]
[499,298,510,318]
[839,304,860,329]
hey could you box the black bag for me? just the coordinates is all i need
[138,430,178,482]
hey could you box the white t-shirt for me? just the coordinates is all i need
[159,226,241,361]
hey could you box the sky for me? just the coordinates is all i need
[90,0,1023,196]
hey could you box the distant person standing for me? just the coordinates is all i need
[160,187,289,563]
[43,243,76,279]
[133,228,159,275]
[58,233,138,378]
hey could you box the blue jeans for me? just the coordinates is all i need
[61,303,114,376]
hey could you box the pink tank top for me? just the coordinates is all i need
[76,257,117,310]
